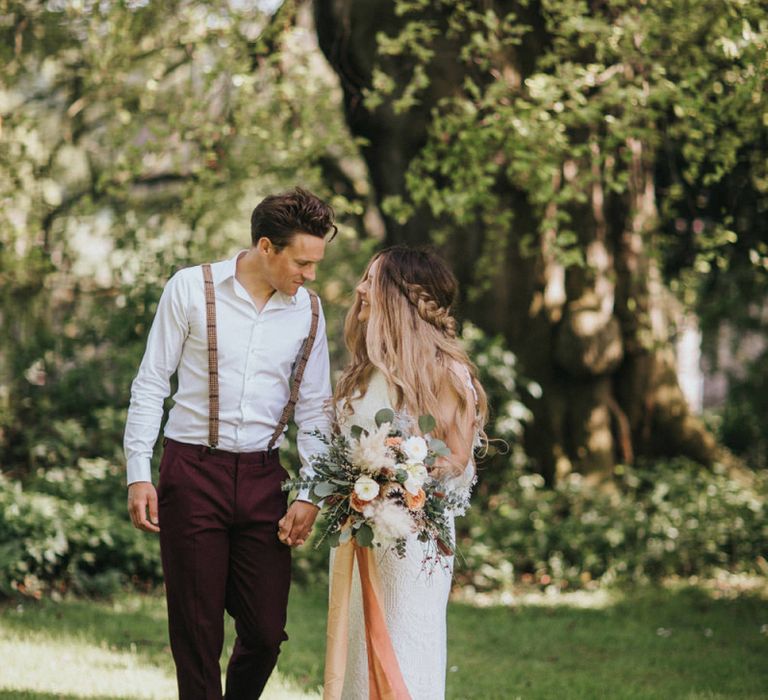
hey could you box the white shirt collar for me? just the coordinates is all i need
[210,250,298,306]
[209,251,243,285]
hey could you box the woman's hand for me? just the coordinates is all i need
[428,458,466,482]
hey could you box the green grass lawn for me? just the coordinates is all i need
[1,584,766,699]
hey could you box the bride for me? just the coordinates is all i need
[327,246,487,700]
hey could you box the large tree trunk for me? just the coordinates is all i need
[314,0,717,480]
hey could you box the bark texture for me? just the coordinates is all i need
[314,0,717,480]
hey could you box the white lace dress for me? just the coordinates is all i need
[332,369,476,700]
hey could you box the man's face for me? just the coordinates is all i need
[264,232,326,297]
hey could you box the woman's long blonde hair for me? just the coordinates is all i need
[334,246,488,441]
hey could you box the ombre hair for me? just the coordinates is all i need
[335,246,488,443]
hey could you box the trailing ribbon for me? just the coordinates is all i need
[323,541,412,700]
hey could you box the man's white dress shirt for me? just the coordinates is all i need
[123,252,332,489]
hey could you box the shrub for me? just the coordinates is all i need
[457,458,768,592]
[0,460,161,598]
[3,456,766,598]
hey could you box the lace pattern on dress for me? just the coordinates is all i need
[335,369,453,700]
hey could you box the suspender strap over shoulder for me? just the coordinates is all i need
[200,264,320,454]
[268,289,320,451]
[202,264,220,448]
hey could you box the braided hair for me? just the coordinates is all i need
[335,246,488,442]
[398,280,458,338]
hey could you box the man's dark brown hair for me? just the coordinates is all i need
[250,187,337,250]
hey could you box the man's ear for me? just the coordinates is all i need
[256,237,273,255]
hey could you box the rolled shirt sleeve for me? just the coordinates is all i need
[123,271,189,485]
[293,299,333,502]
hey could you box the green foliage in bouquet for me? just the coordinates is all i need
[283,410,467,570]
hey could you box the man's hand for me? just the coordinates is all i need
[128,482,160,533]
[278,500,319,547]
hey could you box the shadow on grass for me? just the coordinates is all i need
[2,585,767,699]
[0,587,324,696]
[443,586,768,700]
[263,584,768,699]
[0,593,171,670]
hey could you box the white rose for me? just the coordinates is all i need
[404,477,421,495]
[404,461,428,482]
[354,475,380,501]
[402,436,428,462]
[403,462,428,494]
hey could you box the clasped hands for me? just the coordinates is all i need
[278,500,320,547]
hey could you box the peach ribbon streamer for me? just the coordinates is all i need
[324,541,412,700]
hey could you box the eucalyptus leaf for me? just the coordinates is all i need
[418,414,436,434]
[375,408,395,427]
[327,530,341,548]
[350,425,365,440]
[313,481,337,498]
[430,439,451,457]
[356,523,374,547]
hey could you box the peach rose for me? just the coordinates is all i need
[404,488,426,511]
[385,436,403,447]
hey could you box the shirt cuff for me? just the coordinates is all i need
[296,487,324,509]
[126,456,153,485]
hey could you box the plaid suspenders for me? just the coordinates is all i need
[267,292,320,450]
[202,264,221,448]
[201,264,320,451]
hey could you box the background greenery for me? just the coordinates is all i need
[0,3,766,698]
[0,0,766,630]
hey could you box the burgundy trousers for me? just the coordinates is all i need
[158,438,292,700]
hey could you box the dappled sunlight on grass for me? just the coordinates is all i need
[451,584,620,609]
[1,585,767,699]
[0,632,177,699]
[445,586,768,699]
[0,628,318,700]
[0,594,319,700]
[451,571,768,609]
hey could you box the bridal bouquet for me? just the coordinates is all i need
[283,408,470,566]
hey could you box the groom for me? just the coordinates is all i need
[124,187,335,699]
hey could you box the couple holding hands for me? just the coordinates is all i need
[125,187,487,700]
